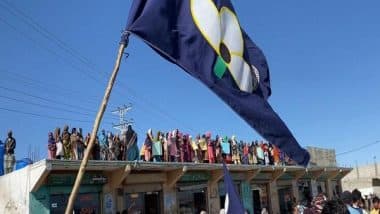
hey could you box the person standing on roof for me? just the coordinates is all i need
[4,130,16,174]
[61,125,71,160]
[47,132,57,159]
[99,130,108,160]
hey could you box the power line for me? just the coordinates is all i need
[336,140,380,156]
[0,0,99,73]
[0,85,96,113]
[0,2,197,132]
[0,14,107,86]
[0,94,95,117]
[1,69,101,103]
[0,4,197,132]
[0,69,115,108]
[0,106,102,124]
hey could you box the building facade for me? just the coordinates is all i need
[306,146,337,167]
[0,160,351,214]
[342,162,380,197]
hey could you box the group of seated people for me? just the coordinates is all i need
[47,126,295,166]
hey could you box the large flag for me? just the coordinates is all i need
[123,0,310,166]
[223,162,245,214]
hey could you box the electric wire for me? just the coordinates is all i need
[0,85,97,113]
[0,69,116,109]
[0,4,197,132]
[0,106,111,124]
[336,140,380,156]
[0,94,95,117]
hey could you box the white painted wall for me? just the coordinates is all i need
[0,166,30,214]
[342,163,380,195]
[0,160,47,214]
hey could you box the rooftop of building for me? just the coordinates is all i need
[0,159,352,194]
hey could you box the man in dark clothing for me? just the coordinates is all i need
[0,140,4,175]
[321,199,349,214]
[4,130,16,174]
[351,189,364,213]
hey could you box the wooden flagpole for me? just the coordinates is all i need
[65,34,129,214]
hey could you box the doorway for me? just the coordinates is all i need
[144,192,160,214]
[252,189,261,214]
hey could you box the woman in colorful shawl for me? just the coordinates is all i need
[231,136,241,164]
[47,132,56,159]
[195,134,203,163]
[187,135,194,162]
[198,134,207,163]
[70,128,78,160]
[182,134,191,162]
[99,130,108,160]
[178,132,185,162]
[83,133,92,159]
[263,143,270,166]
[168,131,177,162]
[124,126,139,161]
[144,129,153,162]
[139,144,146,161]
[92,136,100,160]
[168,130,178,162]
[124,125,139,161]
[54,127,60,145]
[268,144,274,165]
[61,125,71,160]
[206,132,215,163]
[108,132,115,160]
[242,142,249,165]
[272,145,280,166]
[76,131,85,160]
[163,132,169,162]
[113,134,121,160]
[215,135,222,163]
[189,135,198,163]
[256,142,264,165]
[221,136,230,163]
[249,141,258,165]
[56,136,64,160]
[152,131,163,162]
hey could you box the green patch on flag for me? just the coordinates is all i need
[214,56,227,79]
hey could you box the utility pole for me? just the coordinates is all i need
[111,104,134,133]
[374,156,378,177]
[355,160,359,179]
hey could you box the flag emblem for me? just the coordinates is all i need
[190,0,260,92]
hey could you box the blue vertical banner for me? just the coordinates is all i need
[223,162,245,213]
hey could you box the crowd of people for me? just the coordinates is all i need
[47,125,139,161]
[138,128,295,165]
[47,126,296,166]
[286,188,380,214]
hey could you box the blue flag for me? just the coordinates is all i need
[123,0,310,166]
[223,162,245,213]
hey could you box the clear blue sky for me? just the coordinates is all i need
[0,0,379,167]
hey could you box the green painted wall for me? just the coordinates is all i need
[30,186,50,214]
[241,181,253,214]
[29,184,102,213]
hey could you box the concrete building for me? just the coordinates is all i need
[0,159,351,214]
[307,146,337,167]
[342,162,380,196]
